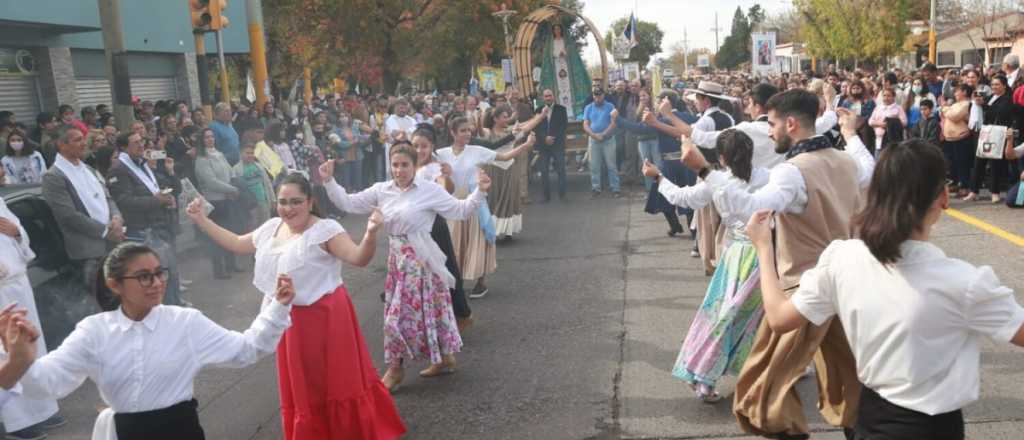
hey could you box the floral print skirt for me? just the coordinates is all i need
[383,237,462,366]
[672,238,764,396]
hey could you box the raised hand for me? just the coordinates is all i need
[318,159,336,183]
[641,159,661,178]
[658,98,673,116]
[186,197,208,223]
[367,209,384,234]
[745,209,775,249]
[836,107,858,138]
[477,168,492,192]
[440,162,453,177]
[275,274,296,305]
[680,135,709,171]
[642,109,656,125]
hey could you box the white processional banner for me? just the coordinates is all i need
[751,32,778,76]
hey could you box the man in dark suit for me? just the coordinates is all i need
[42,126,123,297]
[107,132,185,305]
[534,89,569,202]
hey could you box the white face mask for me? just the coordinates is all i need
[9,141,23,151]
[912,85,923,94]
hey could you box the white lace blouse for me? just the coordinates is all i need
[252,218,347,306]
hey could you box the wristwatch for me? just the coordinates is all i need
[698,166,711,180]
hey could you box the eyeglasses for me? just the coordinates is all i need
[277,197,308,207]
[120,268,170,287]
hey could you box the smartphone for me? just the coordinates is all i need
[145,150,167,160]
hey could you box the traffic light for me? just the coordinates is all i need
[209,0,229,31]
[189,0,228,32]
[189,0,212,31]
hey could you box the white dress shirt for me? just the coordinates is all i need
[435,145,498,193]
[704,135,874,219]
[791,240,1024,415]
[21,303,291,413]
[690,111,838,171]
[323,178,485,289]
[383,115,417,141]
[660,167,770,247]
[0,198,33,282]
[52,154,111,232]
[252,219,346,306]
[416,162,443,183]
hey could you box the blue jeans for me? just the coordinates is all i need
[588,136,620,192]
[341,159,363,191]
[637,138,661,190]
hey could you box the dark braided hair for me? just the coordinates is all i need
[716,129,754,182]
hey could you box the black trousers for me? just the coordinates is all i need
[851,386,964,440]
[115,399,205,440]
[430,215,471,319]
[970,157,1010,194]
[538,147,567,200]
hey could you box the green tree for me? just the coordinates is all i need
[715,7,750,69]
[603,16,665,67]
[796,0,911,63]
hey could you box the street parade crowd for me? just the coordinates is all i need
[0,49,1022,440]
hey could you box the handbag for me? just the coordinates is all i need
[976,125,1007,159]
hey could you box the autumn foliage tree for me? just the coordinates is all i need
[263,0,591,93]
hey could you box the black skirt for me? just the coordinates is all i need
[114,399,205,440]
[852,386,964,440]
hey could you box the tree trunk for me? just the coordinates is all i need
[382,34,399,93]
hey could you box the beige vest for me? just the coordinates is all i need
[775,148,861,290]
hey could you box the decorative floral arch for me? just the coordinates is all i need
[511,4,609,95]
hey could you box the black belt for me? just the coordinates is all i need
[114,399,205,440]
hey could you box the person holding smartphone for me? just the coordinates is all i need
[107,132,185,306]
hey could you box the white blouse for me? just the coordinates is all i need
[20,303,290,413]
[660,167,769,247]
[323,179,484,289]
[435,145,497,192]
[252,218,347,306]
[791,240,1024,416]
[416,162,443,183]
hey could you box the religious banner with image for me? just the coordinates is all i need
[476,66,506,93]
[751,32,777,76]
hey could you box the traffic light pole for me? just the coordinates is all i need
[97,0,135,133]
[246,0,269,109]
[216,29,230,102]
[194,32,213,119]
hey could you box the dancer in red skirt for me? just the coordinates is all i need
[188,173,406,440]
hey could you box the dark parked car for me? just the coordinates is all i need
[2,184,100,351]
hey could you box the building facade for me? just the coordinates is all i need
[0,0,249,122]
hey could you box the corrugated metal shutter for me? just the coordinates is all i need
[76,77,178,108]
[0,75,41,123]
[130,77,178,102]
[76,78,112,108]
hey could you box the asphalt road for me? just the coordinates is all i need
[38,172,1024,440]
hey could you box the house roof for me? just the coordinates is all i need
[936,11,1024,41]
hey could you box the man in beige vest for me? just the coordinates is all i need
[681,89,875,439]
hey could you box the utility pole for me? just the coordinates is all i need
[928,0,937,64]
[682,27,690,75]
[246,0,269,108]
[96,0,135,133]
[216,30,230,103]
[194,33,212,119]
[711,12,722,67]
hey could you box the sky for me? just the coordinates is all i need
[576,0,793,66]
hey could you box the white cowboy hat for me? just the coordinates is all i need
[687,80,734,101]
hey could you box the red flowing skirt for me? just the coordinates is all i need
[277,285,407,440]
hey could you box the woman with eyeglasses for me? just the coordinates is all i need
[9,242,295,440]
[187,173,406,439]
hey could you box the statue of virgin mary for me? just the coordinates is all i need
[539,23,592,121]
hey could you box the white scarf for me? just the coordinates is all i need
[53,154,110,226]
[118,152,160,194]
